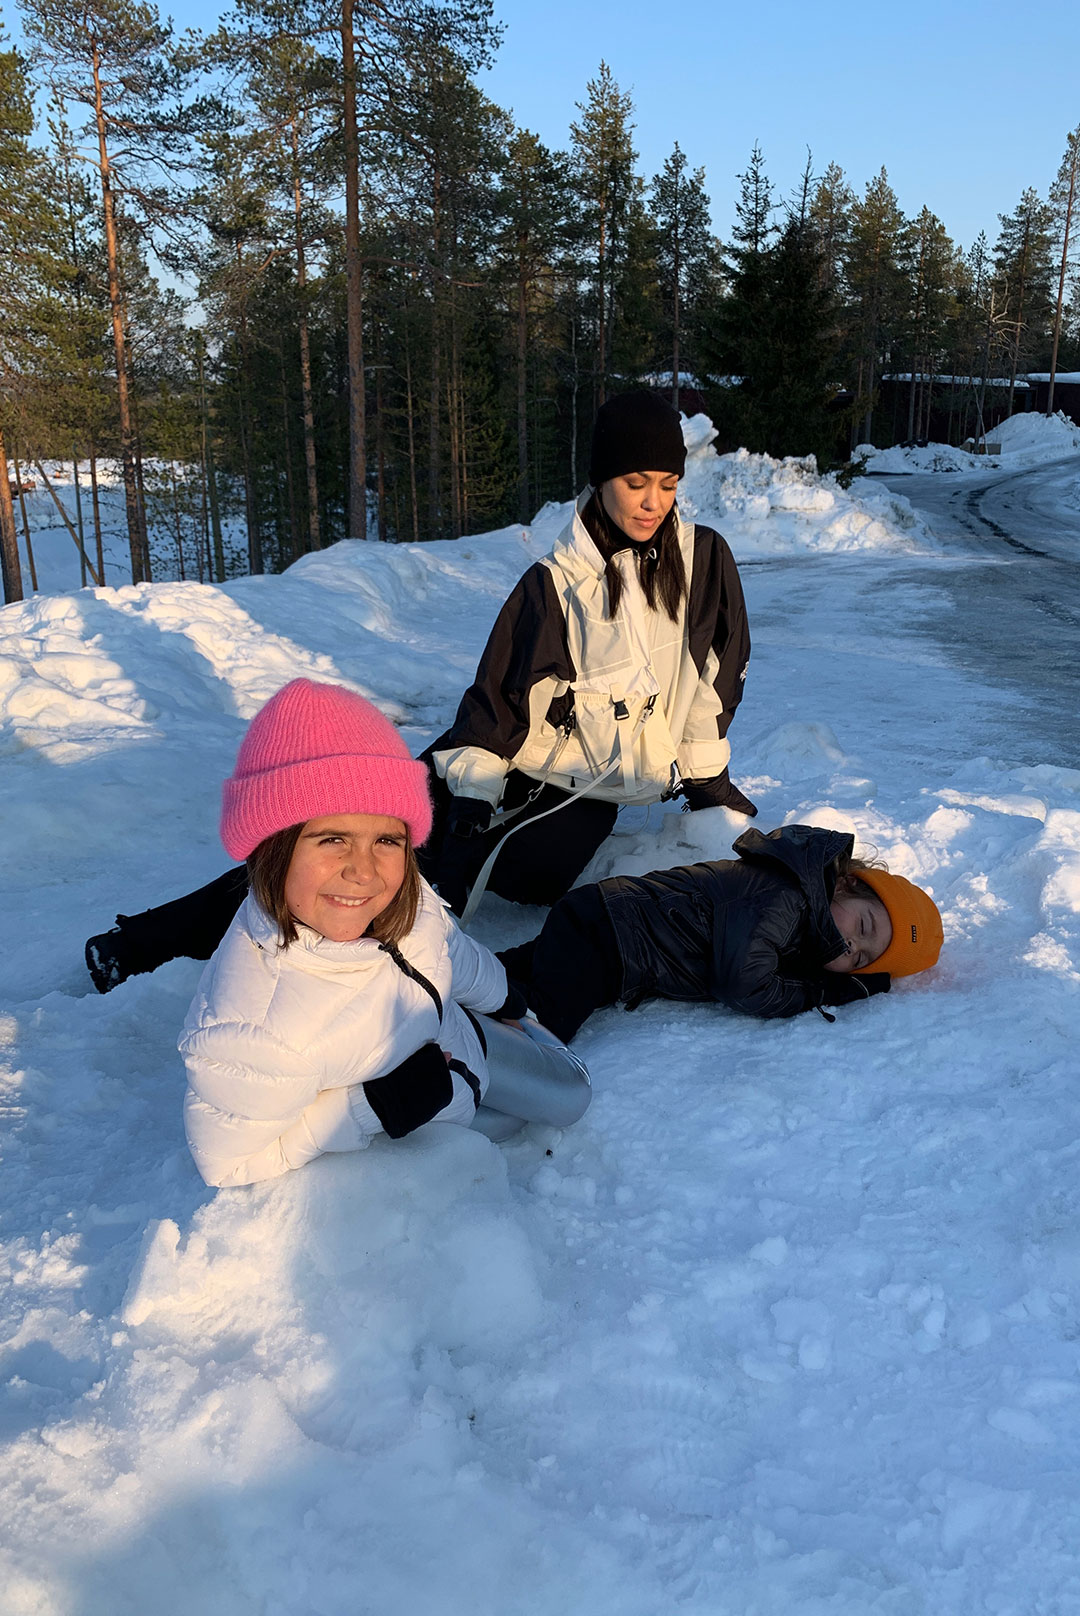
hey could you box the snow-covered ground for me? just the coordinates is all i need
[3,419,1080,1613]
[858,407,1080,474]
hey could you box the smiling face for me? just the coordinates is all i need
[824,888,893,973]
[284,813,408,942]
[600,470,679,543]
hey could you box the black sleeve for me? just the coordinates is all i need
[443,563,574,761]
[687,527,752,743]
[716,893,823,1019]
[362,1044,453,1139]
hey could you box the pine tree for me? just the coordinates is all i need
[1047,125,1080,414]
[650,143,712,409]
[494,128,571,521]
[700,143,777,447]
[570,62,639,408]
[845,169,909,443]
[900,207,960,440]
[0,38,47,601]
[993,187,1056,413]
[810,161,853,294]
[22,0,194,582]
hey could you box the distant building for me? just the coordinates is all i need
[1023,374,1080,427]
[877,374,1034,446]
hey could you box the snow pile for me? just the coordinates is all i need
[5,423,1080,1610]
[858,408,1080,475]
[991,407,1080,457]
[8,415,938,600]
[679,415,939,554]
[857,441,1003,474]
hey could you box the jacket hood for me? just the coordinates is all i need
[732,824,852,964]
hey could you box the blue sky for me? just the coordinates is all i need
[9,0,1078,251]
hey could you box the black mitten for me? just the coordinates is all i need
[818,972,891,1008]
[681,770,758,817]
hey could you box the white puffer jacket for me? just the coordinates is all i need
[180,880,508,1188]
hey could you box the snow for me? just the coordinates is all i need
[4,416,1080,1612]
[858,409,1080,474]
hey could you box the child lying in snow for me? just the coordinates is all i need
[179,680,590,1189]
[498,824,944,1044]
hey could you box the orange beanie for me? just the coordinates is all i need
[850,868,944,978]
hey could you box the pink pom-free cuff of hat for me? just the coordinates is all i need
[220,678,433,860]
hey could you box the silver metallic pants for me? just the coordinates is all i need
[472,1016,592,1142]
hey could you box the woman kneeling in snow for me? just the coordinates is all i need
[498,824,944,1044]
[179,679,591,1189]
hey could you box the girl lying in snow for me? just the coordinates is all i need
[497,824,944,1045]
[179,679,591,1189]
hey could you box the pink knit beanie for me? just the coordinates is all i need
[220,679,433,859]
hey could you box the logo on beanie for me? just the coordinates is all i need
[911,925,918,941]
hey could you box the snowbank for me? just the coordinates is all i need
[679,414,939,554]
[858,408,1080,474]
[4,416,1080,1611]
[7,417,938,600]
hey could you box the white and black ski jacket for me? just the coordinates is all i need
[432,496,750,808]
[180,881,509,1188]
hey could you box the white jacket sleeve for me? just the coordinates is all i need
[445,918,509,1013]
[181,1021,384,1189]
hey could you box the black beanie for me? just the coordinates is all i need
[589,390,686,486]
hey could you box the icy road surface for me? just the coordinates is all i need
[874,453,1080,770]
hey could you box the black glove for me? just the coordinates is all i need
[681,770,758,817]
[818,972,890,1009]
[446,797,494,838]
[434,797,494,915]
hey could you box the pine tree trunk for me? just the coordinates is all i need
[341,0,367,538]
[291,117,322,549]
[448,290,462,539]
[88,447,104,585]
[0,424,22,603]
[429,306,441,540]
[1048,154,1077,416]
[597,209,607,410]
[278,344,301,562]
[235,245,264,574]
[570,304,579,491]
[404,320,420,544]
[197,348,226,581]
[375,355,387,541]
[72,452,87,587]
[14,444,38,591]
[517,246,529,523]
[169,460,186,580]
[91,39,145,584]
[672,213,681,411]
[134,434,152,579]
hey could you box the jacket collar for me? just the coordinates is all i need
[551,487,693,582]
[732,824,851,964]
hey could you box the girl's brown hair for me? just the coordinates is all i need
[581,489,687,623]
[247,822,421,949]
[833,851,887,909]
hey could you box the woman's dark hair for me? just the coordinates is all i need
[581,489,687,623]
[247,822,421,949]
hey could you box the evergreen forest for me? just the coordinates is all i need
[2,0,1079,593]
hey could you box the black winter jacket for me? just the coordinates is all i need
[599,824,890,1019]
